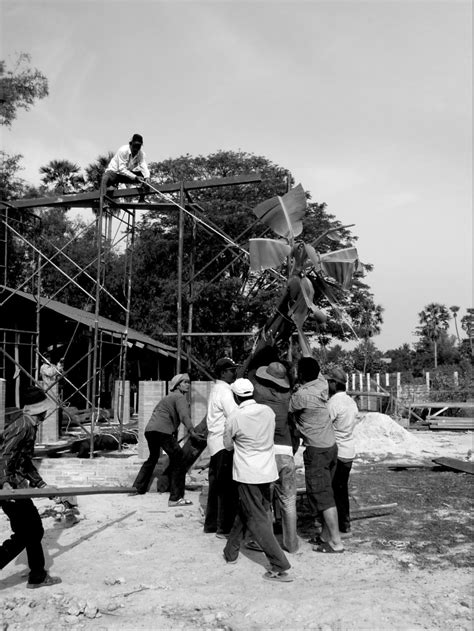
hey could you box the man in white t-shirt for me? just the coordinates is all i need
[203,357,240,537]
[222,379,292,583]
[326,367,358,535]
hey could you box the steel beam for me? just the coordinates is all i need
[0,173,262,210]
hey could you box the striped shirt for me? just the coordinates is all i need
[0,410,46,489]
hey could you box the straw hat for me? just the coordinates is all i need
[256,362,290,389]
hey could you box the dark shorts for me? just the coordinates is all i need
[303,444,338,514]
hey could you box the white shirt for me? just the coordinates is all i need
[223,399,278,484]
[107,145,150,179]
[327,391,358,460]
[206,380,238,456]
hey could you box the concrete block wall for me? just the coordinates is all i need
[138,381,166,459]
[136,380,214,461]
[114,380,130,425]
[37,384,59,444]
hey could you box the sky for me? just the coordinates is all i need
[1,0,472,351]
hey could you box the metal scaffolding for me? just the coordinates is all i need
[0,172,262,451]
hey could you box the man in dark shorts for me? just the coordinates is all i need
[289,357,344,553]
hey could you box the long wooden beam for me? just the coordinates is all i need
[0,486,136,500]
[0,173,262,210]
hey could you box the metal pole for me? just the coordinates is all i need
[118,208,135,450]
[176,182,185,372]
[35,250,41,382]
[186,209,196,371]
[89,193,104,457]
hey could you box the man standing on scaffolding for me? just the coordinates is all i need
[101,133,150,199]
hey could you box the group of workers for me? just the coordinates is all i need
[1,136,358,586]
[133,351,358,583]
[0,349,357,588]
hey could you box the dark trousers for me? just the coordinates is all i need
[133,431,186,501]
[224,482,290,573]
[101,170,147,201]
[204,449,237,534]
[0,499,46,584]
[332,458,353,532]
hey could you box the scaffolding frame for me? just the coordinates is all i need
[0,172,262,452]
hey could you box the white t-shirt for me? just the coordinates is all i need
[327,391,358,460]
[224,400,278,484]
[206,380,238,456]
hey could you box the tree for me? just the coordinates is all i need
[39,159,84,194]
[450,305,461,343]
[384,343,414,372]
[0,151,25,200]
[0,53,48,127]
[416,303,450,368]
[350,340,384,374]
[84,152,114,191]
[349,291,384,373]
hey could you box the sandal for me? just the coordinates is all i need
[263,571,293,583]
[168,498,193,507]
[312,541,344,554]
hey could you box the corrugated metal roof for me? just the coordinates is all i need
[2,287,177,356]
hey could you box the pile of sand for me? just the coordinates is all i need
[354,412,422,458]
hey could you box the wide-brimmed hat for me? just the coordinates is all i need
[231,378,254,397]
[325,367,347,385]
[22,386,51,416]
[256,362,290,389]
[169,373,190,392]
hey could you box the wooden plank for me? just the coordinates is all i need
[0,486,136,500]
[432,457,474,474]
[410,401,474,409]
[427,416,474,422]
[430,427,474,431]
[0,173,262,210]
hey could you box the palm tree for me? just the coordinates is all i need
[356,297,384,373]
[84,152,114,191]
[39,159,84,194]
[450,305,461,343]
[417,303,450,368]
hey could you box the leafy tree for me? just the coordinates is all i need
[416,303,450,368]
[0,151,25,200]
[384,343,414,372]
[0,53,49,127]
[39,159,84,194]
[350,340,384,374]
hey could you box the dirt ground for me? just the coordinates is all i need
[1,429,473,631]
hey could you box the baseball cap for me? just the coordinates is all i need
[214,357,240,373]
[130,133,143,144]
[231,378,254,397]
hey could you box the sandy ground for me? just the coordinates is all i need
[1,427,473,631]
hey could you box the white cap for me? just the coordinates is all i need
[231,378,254,397]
